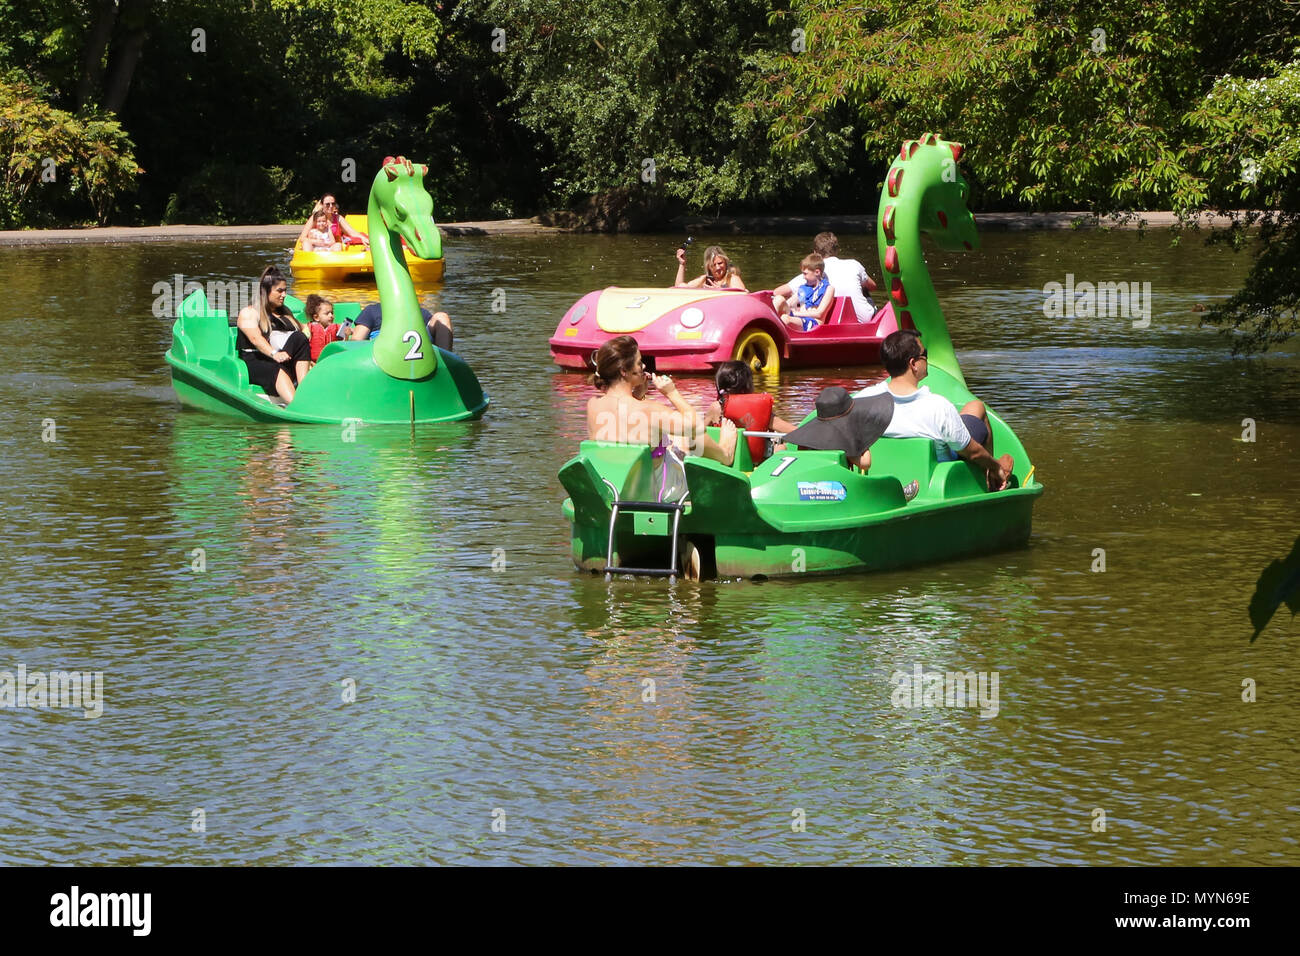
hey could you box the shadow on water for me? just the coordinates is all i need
[1249,535,1300,642]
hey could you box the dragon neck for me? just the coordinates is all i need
[367,183,435,380]
[877,138,973,388]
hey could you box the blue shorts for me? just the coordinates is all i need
[961,413,990,448]
[799,316,820,332]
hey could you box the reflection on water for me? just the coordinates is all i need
[0,229,1298,865]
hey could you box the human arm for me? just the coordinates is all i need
[728,267,747,291]
[772,414,798,433]
[957,438,1010,489]
[337,214,368,246]
[237,308,289,362]
[351,322,372,341]
[805,288,835,323]
[861,263,878,293]
[674,248,688,287]
[650,374,712,437]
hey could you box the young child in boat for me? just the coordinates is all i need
[304,294,345,362]
[705,361,797,464]
[303,208,341,252]
[781,253,833,332]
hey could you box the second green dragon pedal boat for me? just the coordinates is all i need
[558,133,1044,579]
[165,156,487,424]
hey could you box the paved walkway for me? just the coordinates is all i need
[670,211,1244,233]
[0,218,555,247]
[0,211,1246,247]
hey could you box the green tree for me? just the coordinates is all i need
[472,0,853,222]
[756,0,1300,350]
[1189,56,1300,353]
[0,74,140,227]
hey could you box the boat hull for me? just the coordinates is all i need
[165,290,487,424]
[560,423,1043,580]
[290,214,445,283]
[564,485,1040,579]
[550,287,899,375]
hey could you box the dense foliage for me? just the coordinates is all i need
[0,0,1296,349]
[0,74,139,227]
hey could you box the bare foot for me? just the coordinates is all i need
[990,454,1015,491]
[716,419,738,466]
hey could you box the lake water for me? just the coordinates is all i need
[0,228,1296,864]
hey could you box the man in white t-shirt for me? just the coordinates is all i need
[772,231,878,323]
[855,330,1015,491]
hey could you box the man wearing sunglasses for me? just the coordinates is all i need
[856,329,1014,492]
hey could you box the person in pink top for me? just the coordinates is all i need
[297,192,368,249]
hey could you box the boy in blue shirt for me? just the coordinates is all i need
[780,254,833,332]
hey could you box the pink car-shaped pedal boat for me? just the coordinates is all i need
[549,286,900,376]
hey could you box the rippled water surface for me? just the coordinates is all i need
[0,230,1297,865]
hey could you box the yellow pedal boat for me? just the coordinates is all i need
[290,213,445,283]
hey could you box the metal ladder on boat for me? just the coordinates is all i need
[600,477,690,582]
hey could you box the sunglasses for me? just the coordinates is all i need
[323,201,338,207]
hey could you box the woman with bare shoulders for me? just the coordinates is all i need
[586,336,737,465]
[296,192,368,249]
[673,244,746,290]
[235,266,312,404]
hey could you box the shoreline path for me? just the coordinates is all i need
[0,211,1242,247]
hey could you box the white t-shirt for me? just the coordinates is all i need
[855,382,971,460]
[787,256,876,321]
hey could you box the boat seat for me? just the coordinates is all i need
[182,309,235,361]
[867,437,937,485]
[869,436,988,499]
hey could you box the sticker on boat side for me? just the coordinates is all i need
[770,456,798,477]
[797,481,847,502]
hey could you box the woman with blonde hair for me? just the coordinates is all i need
[673,244,746,290]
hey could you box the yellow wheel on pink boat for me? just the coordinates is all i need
[732,327,781,377]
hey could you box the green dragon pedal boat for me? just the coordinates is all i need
[558,133,1044,580]
[165,156,487,424]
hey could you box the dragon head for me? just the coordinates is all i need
[372,155,442,260]
[877,134,981,388]
[881,134,978,255]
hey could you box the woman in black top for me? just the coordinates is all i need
[235,266,312,403]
